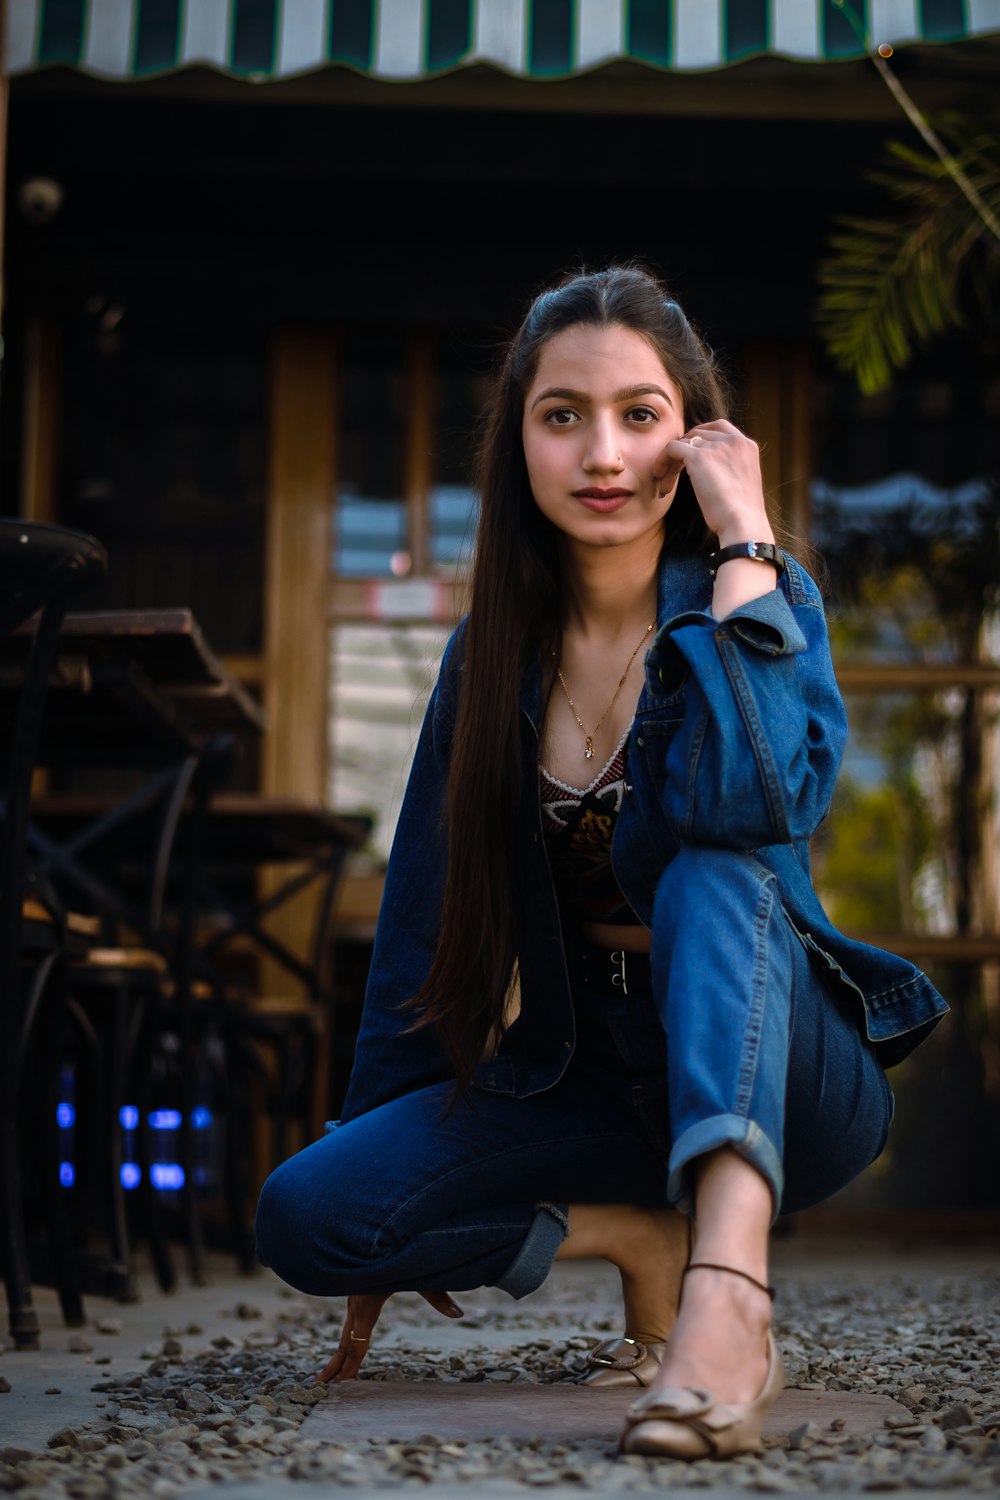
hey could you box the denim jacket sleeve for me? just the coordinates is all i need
[337,622,465,1125]
[645,559,847,848]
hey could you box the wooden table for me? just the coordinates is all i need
[0,608,265,766]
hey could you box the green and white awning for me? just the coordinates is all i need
[8,0,1000,82]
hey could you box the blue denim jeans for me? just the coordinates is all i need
[256,848,893,1299]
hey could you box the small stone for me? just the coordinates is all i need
[186,1323,203,1336]
[0,1447,36,1463]
[76,1434,108,1453]
[67,1336,93,1354]
[94,1318,123,1335]
[210,1335,235,1350]
[44,1387,62,1395]
[46,1429,79,1450]
[0,1378,10,1394]
[123,1439,153,1459]
[234,1303,262,1320]
[94,1357,111,1366]
[830,1417,846,1431]
[940,1401,976,1430]
[789,1421,822,1449]
[286,1385,325,1405]
[177,1389,214,1414]
[920,1425,947,1452]
[160,1338,183,1357]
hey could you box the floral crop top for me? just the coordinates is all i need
[539,728,642,927]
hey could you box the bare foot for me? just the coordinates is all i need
[556,1204,689,1343]
[648,1263,772,1406]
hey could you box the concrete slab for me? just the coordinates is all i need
[0,1255,326,1451]
[302,1379,909,1444]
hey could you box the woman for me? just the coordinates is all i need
[256,265,947,1459]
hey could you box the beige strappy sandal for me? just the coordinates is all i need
[620,1263,784,1459]
[579,1334,668,1388]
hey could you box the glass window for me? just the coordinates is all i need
[333,333,408,579]
[427,340,491,577]
[60,308,266,655]
[328,623,450,862]
[813,688,1000,942]
[812,369,1000,666]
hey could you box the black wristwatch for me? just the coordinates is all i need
[707,541,786,579]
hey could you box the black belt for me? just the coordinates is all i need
[568,939,653,998]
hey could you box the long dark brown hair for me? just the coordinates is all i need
[408,264,733,1087]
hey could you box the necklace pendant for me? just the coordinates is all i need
[584,737,595,760]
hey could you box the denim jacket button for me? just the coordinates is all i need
[624,781,634,796]
[636,736,644,748]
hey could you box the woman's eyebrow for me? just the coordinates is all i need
[530,383,674,411]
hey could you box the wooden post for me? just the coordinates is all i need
[405,334,434,577]
[21,322,62,523]
[264,330,338,802]
[740,343,814,544]
[260,331,339,1149]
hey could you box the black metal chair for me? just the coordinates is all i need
[0,519,107,1348]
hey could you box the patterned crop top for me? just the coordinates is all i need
[539,728,642,927]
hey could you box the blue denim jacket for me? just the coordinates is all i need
[339,553,948,1126]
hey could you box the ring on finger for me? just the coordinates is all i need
[688,435,704,446]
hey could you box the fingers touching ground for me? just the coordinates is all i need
[314,1293,388,1384]
[313,1289,463,1385]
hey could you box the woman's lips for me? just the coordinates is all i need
[572,489,634,513]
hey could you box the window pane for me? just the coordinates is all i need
[328,623,450,862]
[334,334,407,579]
[813,689,999,941]
[812,371,1000,665]
[61,311,266,654]
[428,339,491,576]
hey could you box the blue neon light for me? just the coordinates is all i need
[120,1162,142,1190]
[149,1109,182,1131]
[56,1102,76,1128]
[191,1106,213,1130]
[59,1162,75,1188]
[119,1104,140,1131]
[150,1162,185,1190]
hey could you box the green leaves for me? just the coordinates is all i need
[817,120,1000,393]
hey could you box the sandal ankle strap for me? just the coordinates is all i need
[684,1261,775,1301]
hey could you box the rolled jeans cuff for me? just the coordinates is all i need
[493,1201,569,1299]
[667,1115,784,1225]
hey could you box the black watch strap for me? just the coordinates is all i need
[708,541,786,579]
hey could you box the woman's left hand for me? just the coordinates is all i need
[653,419,772,545]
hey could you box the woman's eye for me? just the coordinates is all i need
[544,408,579,426]
[626,406,658,424]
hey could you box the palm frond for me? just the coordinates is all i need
[816,119,1000,393]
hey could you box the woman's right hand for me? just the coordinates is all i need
[313,1289,464,1383]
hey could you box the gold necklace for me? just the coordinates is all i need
[554,623,654,760]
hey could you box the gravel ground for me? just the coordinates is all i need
[1,1248,997,1497]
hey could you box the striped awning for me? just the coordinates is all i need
[7,0,1000,83]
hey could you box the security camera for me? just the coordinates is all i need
[19,177,65,226]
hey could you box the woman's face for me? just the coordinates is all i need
[521,322,686,552]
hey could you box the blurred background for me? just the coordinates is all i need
[1,0,998,1267]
